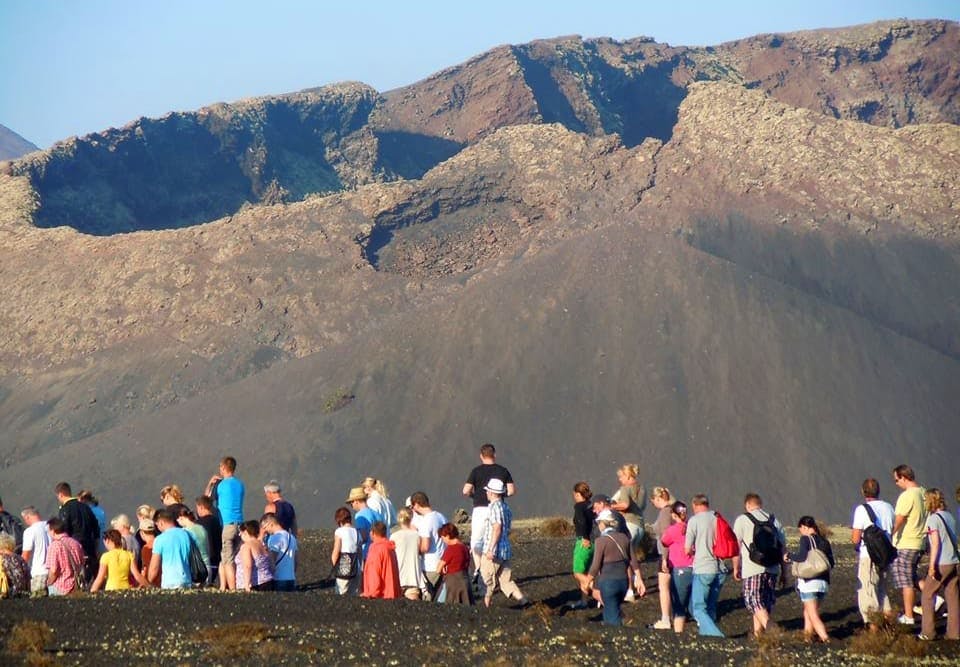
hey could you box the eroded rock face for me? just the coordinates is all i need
[2,20,956,235]
[4,83,383,234]
[0,20,958,523]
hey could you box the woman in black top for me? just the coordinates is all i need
[568,482,595,610]
[784,515,835,643]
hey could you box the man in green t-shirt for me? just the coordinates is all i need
[891,464,928,625]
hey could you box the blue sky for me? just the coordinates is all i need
[1,1,957,148]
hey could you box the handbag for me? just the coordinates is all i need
[791,535,831,579]
[188,537,208,584]
[335,527,360,579]
[336,552,358,579]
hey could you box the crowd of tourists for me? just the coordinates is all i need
[0,448,957,643]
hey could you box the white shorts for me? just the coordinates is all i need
[470,506,489,550]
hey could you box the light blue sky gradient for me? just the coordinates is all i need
[1,1,957,148]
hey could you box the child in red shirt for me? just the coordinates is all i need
[438,523,473,605]
[362,522,401,599]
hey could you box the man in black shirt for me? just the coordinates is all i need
[462,443,516,574]
[195,495,222,587]
[55,481,100,582]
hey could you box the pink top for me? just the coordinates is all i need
[45,535,86,594]
[660,522,694,568]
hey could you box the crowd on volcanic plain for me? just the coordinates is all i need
[0,444,958,643]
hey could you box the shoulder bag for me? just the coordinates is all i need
[791,535,831,579]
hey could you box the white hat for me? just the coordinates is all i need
[595,509,615,524]
[484,478,506,495]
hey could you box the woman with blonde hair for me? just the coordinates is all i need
[920,488,959,640]
[361,477,396,528]
[0,532,29,597]
[160,485,189,517]
[649,486,676,629]
[392,507,424,599]
[610,463,646,599]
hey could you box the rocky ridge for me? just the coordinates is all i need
[0,20,958,523]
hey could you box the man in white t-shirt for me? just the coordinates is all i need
[410,491,446,601]
[851,477,896,628]
[19,506,49,597]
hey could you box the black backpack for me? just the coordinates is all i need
[860,503,897,568]
[0,511,24,553]
[744,512,783,567]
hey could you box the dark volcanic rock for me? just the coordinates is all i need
[1,529,959,665]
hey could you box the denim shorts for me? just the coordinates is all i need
[798,590,825,602]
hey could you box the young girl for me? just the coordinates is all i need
[331,507,360,596]
[90,529,148,592]
[659,501,694,633]
[785,516,834,643]
[437,523,473,605]
[236,520,274,591]
[569,482,595,610]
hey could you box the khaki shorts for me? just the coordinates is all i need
[221,523,241,565]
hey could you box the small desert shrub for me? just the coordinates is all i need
[7,620,53,655]
[747,625,792,667]
[193,622,272,659]
[539,516,573,537]
[521,601,554,628]
[322,387,354,413]
[846,612,926,659]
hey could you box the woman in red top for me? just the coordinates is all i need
[438,523,473,605]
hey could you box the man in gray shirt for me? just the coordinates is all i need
[684,494,727,637]
[732,493,785,637]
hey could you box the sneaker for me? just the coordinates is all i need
[897,614,915,625]
[651,618,672,630]
[918,634,933,641]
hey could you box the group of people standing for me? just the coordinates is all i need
[329,443,530,608]
[566,462,959,643]
[2,452,957,646]
[0,456,300,597]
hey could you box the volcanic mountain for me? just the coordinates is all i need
[0,19,957,524]
[0,124,38,161]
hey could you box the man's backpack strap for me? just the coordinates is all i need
[862,503,880,528]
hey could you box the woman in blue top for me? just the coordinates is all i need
[784,516,834,644]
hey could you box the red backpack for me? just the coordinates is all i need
[712,512,739,560]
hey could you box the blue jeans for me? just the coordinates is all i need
[691,572,726,637]
[597,577,629,626]
[670,567,694,618]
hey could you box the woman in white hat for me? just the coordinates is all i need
[586,509,641,626]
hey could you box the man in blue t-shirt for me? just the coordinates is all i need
[206,456,245,590]
[261,513,297,591]
[149,509,193,589]
[347,487,381,559]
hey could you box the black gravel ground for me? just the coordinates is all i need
[1,526,958,666]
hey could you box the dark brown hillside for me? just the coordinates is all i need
[1,217,956,525]
[0,22,958,531]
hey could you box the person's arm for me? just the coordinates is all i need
[586,538,605,582]
[90,561,108,593]
[684,521,696,556]
[45,548,59,587]
[485,522,502,559]
[893,513,907,538]
[204,475,221,497]
[330,534,342,566]
[240,545,253,591]
[21,549,32,566]
[630,548,645,596]
[461,483,474,498]
[927,522,941,580]
[147,551,161,585]
[129,558,148,588]
[506,482,516,497]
